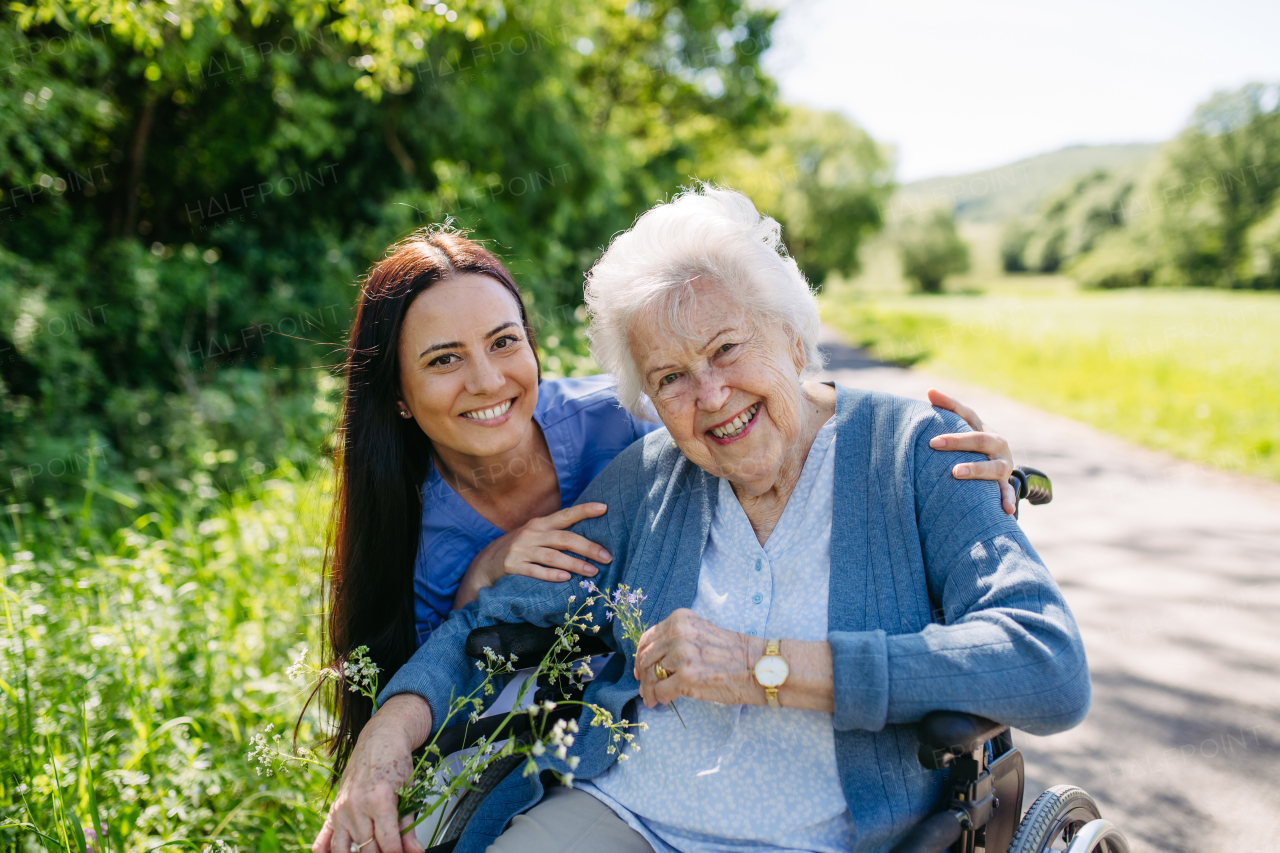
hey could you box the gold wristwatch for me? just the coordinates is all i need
[752,638,790,708]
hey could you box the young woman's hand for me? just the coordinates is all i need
[453,503,613,609]
[926,389,1018,515]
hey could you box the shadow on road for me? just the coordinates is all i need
[816,342,887,371]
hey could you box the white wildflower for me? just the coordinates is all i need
[285,644,311,682]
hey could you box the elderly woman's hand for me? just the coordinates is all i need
[926,389,1018,515]
[312,694,432,853]
[632,609,760,709]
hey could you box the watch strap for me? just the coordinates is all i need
[762,638,782,707]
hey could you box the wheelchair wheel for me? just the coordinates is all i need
[436,752,526,844]
[1007,785,1125,853]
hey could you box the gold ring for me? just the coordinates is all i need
[654,663,669,680]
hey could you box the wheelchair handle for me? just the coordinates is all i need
[1010,465,1052,506]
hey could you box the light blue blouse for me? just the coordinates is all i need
[581,417,853,853]
[413,375,659,643]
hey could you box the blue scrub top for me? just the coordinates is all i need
[413,374,660,643]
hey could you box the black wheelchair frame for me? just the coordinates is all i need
[422,467,1131,853]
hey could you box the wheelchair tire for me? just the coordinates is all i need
[436,752,527,844]
[1007,785,1110,853]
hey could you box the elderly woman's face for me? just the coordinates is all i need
[631,282,807,497]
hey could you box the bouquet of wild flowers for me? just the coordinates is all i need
[579,580,684,727]
[250,588,648,847]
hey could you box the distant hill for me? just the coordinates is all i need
[888,143,1162,223]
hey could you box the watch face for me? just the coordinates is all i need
[754,655,790,688]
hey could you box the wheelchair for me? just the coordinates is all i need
[422,467,1130,853]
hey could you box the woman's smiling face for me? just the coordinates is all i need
[397,273,540,459]
[631,280,808,497]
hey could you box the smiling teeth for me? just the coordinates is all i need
[461,399,513,421]
[711,403,759,439]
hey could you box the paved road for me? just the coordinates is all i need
[816,326,1280,853]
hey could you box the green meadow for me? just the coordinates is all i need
[823,235,1280,481]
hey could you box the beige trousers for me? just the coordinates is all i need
[484,785,654,853]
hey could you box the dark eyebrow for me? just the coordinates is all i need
[419,322,520,359]
[487,321,520,338]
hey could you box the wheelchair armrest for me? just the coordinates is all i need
[887,809,967,853]
[464,623,612,662]
[916,711,1009,770]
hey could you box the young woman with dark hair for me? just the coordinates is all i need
[322,226,1018,773]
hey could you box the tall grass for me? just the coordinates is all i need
[0,461,332,851]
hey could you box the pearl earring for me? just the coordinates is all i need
[398,407,412,419]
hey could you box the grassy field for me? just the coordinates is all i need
[823,236,1280,481]
[0,468,332,851]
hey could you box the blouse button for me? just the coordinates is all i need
[751,593,763,605]
[754,559,762,572]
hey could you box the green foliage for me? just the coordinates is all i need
[0,0,783,507]
[999,169,1135,274]
[1242,197,1280,287]
[895,208,970,294]
[0,465,332,850]
[707,106,894,287]
[1066,227,1159,290]
[1160,83,1280,287]
[824,289,1280,480]
[1012,83,1280,290]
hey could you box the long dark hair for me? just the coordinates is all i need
[323,227,538,773]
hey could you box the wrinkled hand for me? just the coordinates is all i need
[632,609,763,709]
[312,697,428,853]
[454,504,612,608]
[927,389,1017,515]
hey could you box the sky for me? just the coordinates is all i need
[762,0,1280,182]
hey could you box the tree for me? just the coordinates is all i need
[0,0,785,503]
[897,208,970,293]
[1033,83,1280,290]
[1161,82,1280,287]
[706,106,894,287]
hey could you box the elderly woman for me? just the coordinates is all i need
[315,187,1090,853]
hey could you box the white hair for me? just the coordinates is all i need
[584,184,824,417]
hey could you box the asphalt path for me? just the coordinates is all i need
[816,326,1280,853]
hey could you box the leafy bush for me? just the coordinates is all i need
[1067,228,1158,290]
[1242,198,1280,288]
[896,209,970,294]
[999,170,1136,274]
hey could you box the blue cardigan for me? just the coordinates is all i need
[382,385,1091,853]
